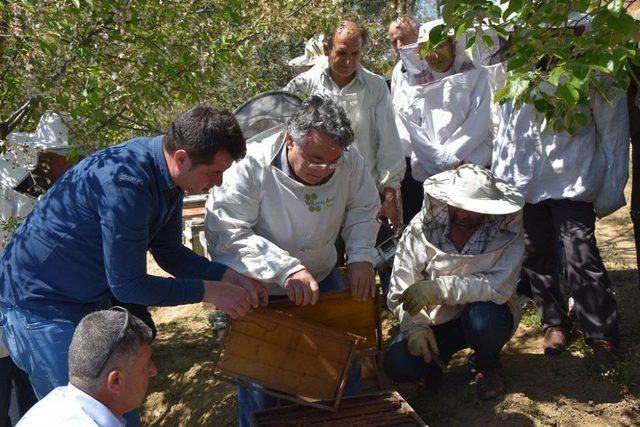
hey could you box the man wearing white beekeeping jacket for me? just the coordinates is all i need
[205,95,380,306]
[383,165,525,401]
[284,19,405,228]
[206,95,378,427]
[398,30,492,182]
[492,79,628,369]
[388,15,423,225]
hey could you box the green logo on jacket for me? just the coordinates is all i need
[304,193,333,212]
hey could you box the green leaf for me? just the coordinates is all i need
[573,63,589,80]
[442,0,463,23]
[419,42,433,58]
[494,85,510,104]
[466,35,476,50]
[608,12,636,34]
[67,148,80,164]
[491,25,509,39]
[509,77,530,101]
[547,67,565,86]
[504,0,523,20]
[455,22,468,40]
[507,54,530,71]
[575,113,588,128]
[556,84,579,106]
[552,117,565,133]
[533,98,552,113]
[71,0,80,7]
[429,24,446,45]
[482,34,494,49]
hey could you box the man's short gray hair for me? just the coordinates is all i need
[68,308,153,390]
[391,15,420,35]
[287,95,354,149]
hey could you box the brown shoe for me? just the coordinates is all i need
[473,368,505,401]
[590,340,618,372]
[543,326,568,355]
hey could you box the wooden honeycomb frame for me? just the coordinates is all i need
[214,308,362,410]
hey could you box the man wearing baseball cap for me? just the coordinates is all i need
[383,164,525,401]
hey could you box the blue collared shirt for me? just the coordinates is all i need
[0,136,226,322]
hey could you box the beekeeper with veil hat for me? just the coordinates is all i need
[384,164,525,402]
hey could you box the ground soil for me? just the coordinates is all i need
[141,186,640,426]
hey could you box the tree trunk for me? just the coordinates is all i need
[394,0,417,15]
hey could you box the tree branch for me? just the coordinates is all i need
[0,95,41,140]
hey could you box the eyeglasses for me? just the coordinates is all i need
[92,306,131,378]
[293,144,343,171]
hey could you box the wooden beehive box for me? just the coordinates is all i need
[250,391,427,426]
[215,308,361,410]
[268,290,380,351]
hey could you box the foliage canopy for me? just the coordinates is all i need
[424,0,640,133]
[2,0,638,151]
[0,0,395,151]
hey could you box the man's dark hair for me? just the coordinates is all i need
[164,104,246,165]
[287,95,354,149]
[326,19,369,50]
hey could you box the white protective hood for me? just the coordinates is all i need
[400,66,493,181]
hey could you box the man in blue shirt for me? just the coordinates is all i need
[0,104,267,403]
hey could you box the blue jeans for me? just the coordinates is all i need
[237,268,362,427]
[0,304,75,400]
[0,303,140,426]
[383,302,513,385]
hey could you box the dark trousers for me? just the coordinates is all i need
[383,302,513,384]
[521,199,619,344]
[0,356,36,427]
[401,157,423,225]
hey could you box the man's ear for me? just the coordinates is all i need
[285,134,295,149]
[106,369,124,393]
[173,149,189,170]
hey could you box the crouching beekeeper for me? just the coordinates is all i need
[384,164,525,401]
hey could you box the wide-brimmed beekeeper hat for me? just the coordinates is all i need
[424,164,524,215]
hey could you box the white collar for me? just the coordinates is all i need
[67,383,127,427]
[320,64,364,89]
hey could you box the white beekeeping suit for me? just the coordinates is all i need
[391,61,418,159]
[205,131,380,295]
[388,166,525,335]
[399,65,492,182]
[492,79,629,218]
[484,62,508,137]
[396,28,493,182]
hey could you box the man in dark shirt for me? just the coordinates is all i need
[0,104,267,403]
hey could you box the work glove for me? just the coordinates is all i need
[400,279,444,316]
[407,327,440,363]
